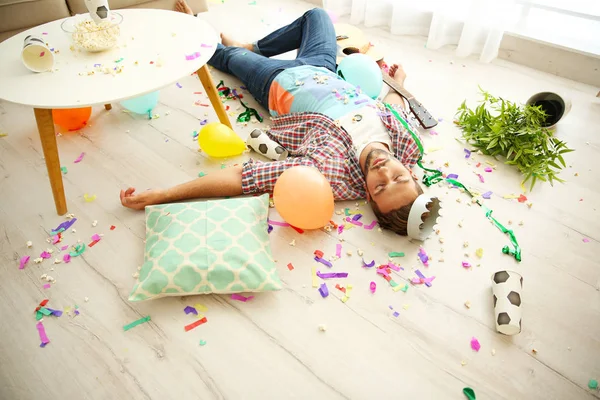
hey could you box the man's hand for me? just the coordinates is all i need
[120,188,165,210]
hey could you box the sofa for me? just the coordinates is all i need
[0,0,208,42]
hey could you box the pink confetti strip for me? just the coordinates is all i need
[60,245,69,251]
[43,284,51,289]
[200,44,212,48]
[583,238,590,243]
[345,217,363,227]
[462,261,472,268]
[73,152,85,163]
[387,262,403,271]
[231,293,254,302]
[335,244,342,258]
[40,251,51,259]
[484,167,493,172]
[369,281,376,293]
[337,225,344,234]
[414,269,434,287]
[477,174,485,183]
[36,322,50,347]
[354,98,368,105]
[376,268,390,278]
[51,235,61,244]
[19,255,30,270]
[91,233,101,241]
[63,254,71,263]
[363,220,377,230]
[268,219,290,227]
[185,52,201,60]
[470,337,481,352]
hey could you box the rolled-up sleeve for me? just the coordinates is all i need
[241,157,316,195]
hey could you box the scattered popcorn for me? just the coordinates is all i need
[508,220,513,225]
[84,297,89,302]
[435,229,440,235]
[53,258,62,264]
[72,229,77,233]
[439,237,445,243]
[456,198,462,203]
[461,360,468,366]
[438,257,444,262]
[346,251,352,256]
[464,301,471,309]
[132,272,139,278]
[458,221,463,228]
[444,162,450,167]
[289,240,296,247]
[34,258,43,264]
[357,249,364,256]
[335,210,342,215]
[463,241,469,248]
[72,18,120,52]
[47,248,54,254]
[66,213,76,219]
[92,220,98,227]
[519,221,524,226]
[527,202,533,208]
[26,241,33,247]
[440,248,444,253]
[491,349,496,356]
[318,324,327,332]
[532,348,538,355]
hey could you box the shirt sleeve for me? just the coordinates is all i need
[379,103,422,169]
[241,157,317,195]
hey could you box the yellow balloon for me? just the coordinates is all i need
[198,122,246,157]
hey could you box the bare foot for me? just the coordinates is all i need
[120,187,165,210]
[174,0,193,15]
[220,33,253,51]
[387,63,406,87]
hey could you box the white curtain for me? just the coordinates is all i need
[324,0,517,63]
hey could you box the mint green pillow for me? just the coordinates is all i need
[129,194,282,301]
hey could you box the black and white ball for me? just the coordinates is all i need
[85,0,111,23]
[492,270,523,335]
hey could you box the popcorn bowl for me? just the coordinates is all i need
[61,12,123,52]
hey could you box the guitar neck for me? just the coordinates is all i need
[382,73,414,101]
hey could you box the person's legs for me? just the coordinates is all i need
[254,8,337,72]
[208,43,299,108]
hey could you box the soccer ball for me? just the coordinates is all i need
[250,129,286,157]
[492,270,523,335]
[95,6,109,19]
[85,0,110,22]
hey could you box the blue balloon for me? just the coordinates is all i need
[337,54,383,99]
[121,91,160,116]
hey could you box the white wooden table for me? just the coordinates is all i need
[0,9,230,216]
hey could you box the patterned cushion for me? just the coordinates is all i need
[129,194,281,301]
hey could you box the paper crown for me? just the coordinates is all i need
[407,195,442,241]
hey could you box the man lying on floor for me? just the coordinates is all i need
[120,4,426,236]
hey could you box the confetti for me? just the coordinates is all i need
[63,254,71,263]
[482,191,493,199]
[69,243,86,257]
[123,316,151,331]
[318,283,329,298]
[19,255,30,270]
[200,43,212,48]
[287,263,294,271]
[589,379,598,390]
[388,252,405,258]
[199,339,207,346]
[176,82,182,88]
[314,256,332,268]
[463,387,476,400]
[387,262,403,271]
[84,193,97,202]
[184,317,208,332]
[583,238,590,243]
[317,271,348,279]
[312,266,318,288]
[412,270,435,287]
[40,251,51,259]
[345,217,363,227]
[43,283,51,289]
[518,194,528,203]
[475,248,484,258]
[447,174,459,180]
[200,119,208,125]
[362,259,375,268]
[184,306,198,315]
[462,261,472,268]
[73,152,85,163]
[60,166,68,174]
[335,243,342,258]
[470,337,481,352]
[464,149,471,158]
[36,321,50,347]
[484,167,493,172]
[418,248,429,266]
[477,173,485,183]
[268,219,290,227]
[110,225,116,230]
[185,52,201,60]
[194,303,208,312]
[369,281,376,293]
[231,293,254,302]
[363,220,377,230]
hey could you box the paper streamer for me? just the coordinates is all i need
[314,257,332,268]
[362,259,375,268]
[184,306,198,315]
[51,218,77,234]
[318,283,329,298]
[123,316,151,331]
[268,219,290,227]
[36,322,50,347]
[385,104,521,261]
[73,152,85,163]
[335,244,342,258]
[418,248,429,266]
[184,317,208,332]
[312,266,318,288]
[19,255,30,270]
[185,52,201,60]
[388,252,405,258]
[413,269,435,287]
[370,281,376,293]
[231,293,254,302]
[387,262,403,271]
[363,220,377,230]
[316,271,348,279]
[345,217,363,227]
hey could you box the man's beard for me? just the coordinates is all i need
[363,148,391,174]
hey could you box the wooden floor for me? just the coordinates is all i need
[0,0,599,399]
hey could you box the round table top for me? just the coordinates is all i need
[0,9,218,109]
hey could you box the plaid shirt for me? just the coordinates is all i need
[241,104,421,200]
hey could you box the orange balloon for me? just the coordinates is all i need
[273,166,335,230]
[52,107,92,131]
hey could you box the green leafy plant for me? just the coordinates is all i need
[455,88,574,189]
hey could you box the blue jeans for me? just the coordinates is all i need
[207,8,337,108]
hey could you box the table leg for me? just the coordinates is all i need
[34,108,67,216]
[104,104,112,110]
[196,64,232,129]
